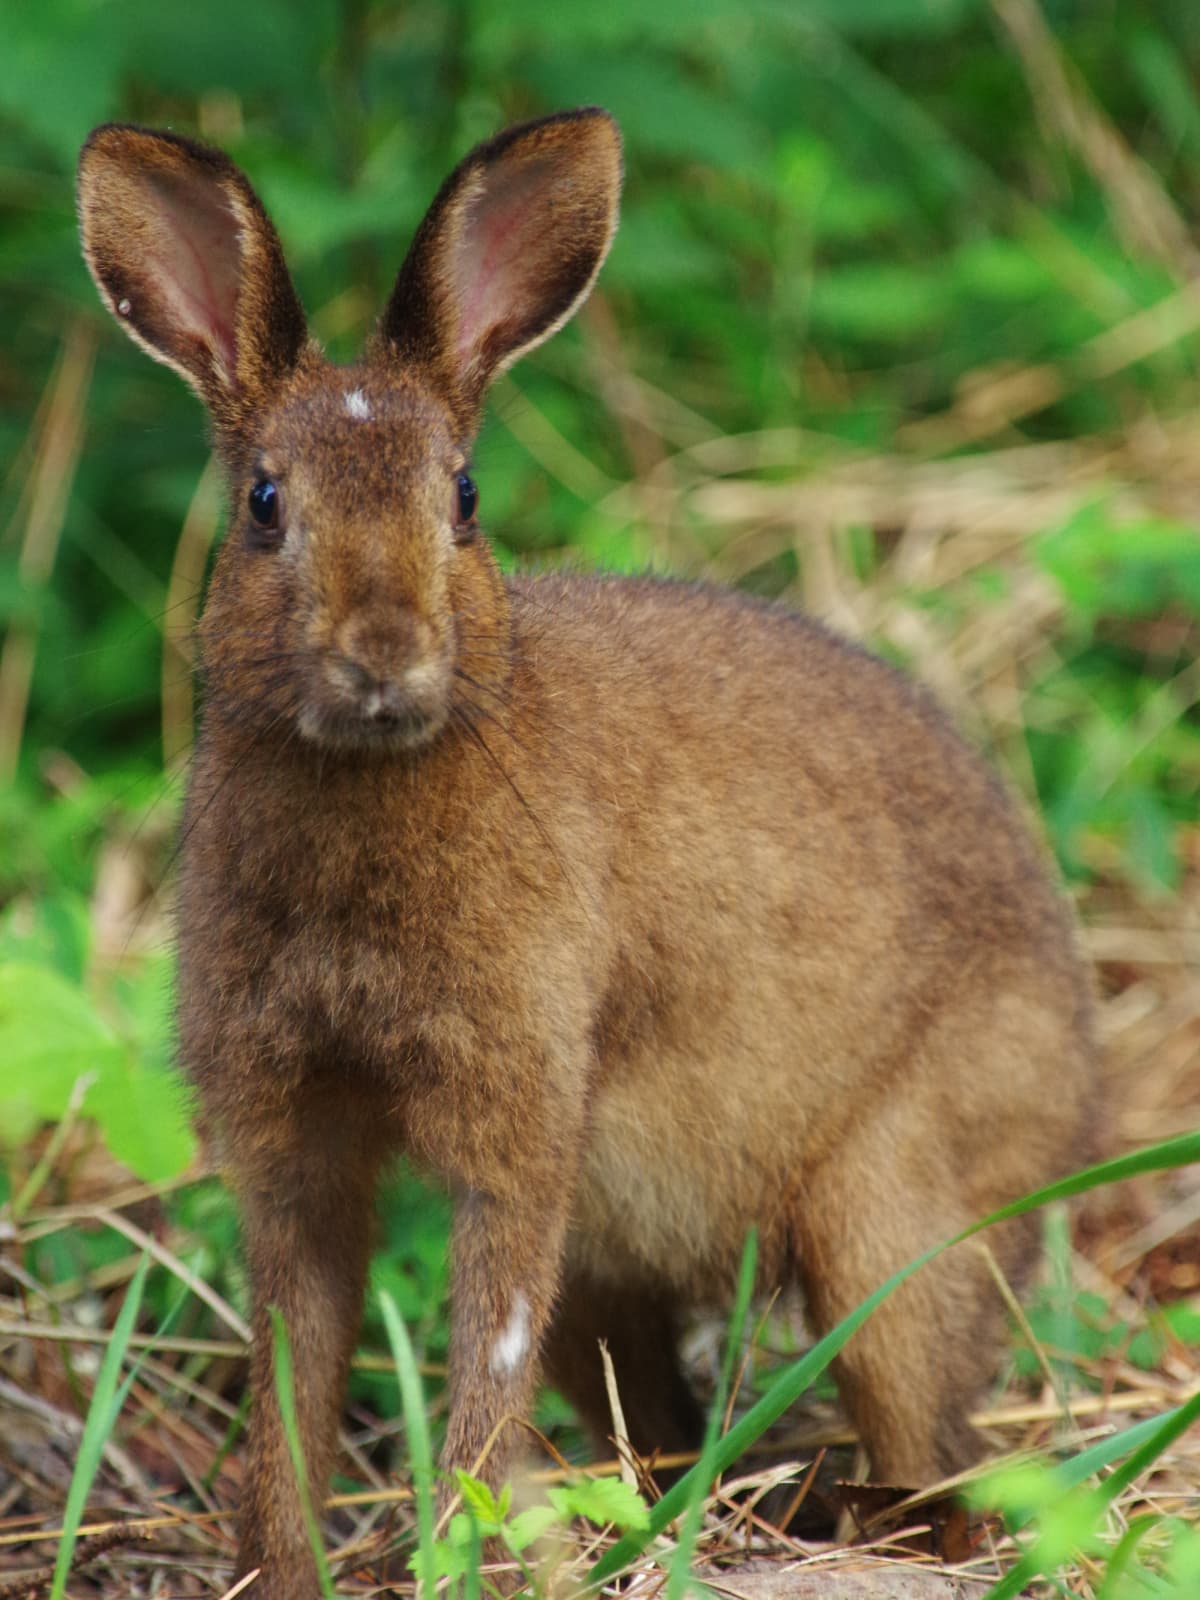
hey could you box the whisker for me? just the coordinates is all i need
[449,705,590,924]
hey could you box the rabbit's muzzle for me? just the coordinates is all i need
[298,607,451,750]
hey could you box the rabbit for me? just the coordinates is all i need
[77,108,1099,1598]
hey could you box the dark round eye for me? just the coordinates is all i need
[454,471,479,533]
[248,478,279,533]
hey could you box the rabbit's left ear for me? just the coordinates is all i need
[378,109,621,419]
[77,123,308,432]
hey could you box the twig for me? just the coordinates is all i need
[0,1527,151,1598]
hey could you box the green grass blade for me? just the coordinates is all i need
[50,1253,149,1600]
[667,1228,757,1600]
[379,1288,438,1599]
[1094,1389,1200,1504]
[586,1132,1200,1589]
[269,1305,336,1600]
[464,1508,482,1600]
[1027,1402,1198,1510]
[1095,1514,1173,1600]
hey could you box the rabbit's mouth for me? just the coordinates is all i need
[297,697,449,752]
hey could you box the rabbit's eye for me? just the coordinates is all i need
[453,472,479,541]
[247,478,280,537]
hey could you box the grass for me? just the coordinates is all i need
[2,1134,1198,1595]
[47,1254,148,1600]
[269,1307,337,1600]
[380,1289,437,1598]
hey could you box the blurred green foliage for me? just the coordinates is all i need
[2,0,1199,1398]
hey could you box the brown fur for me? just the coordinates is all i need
[78,111,1099,1598]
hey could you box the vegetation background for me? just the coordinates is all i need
[1,0,1198,1594]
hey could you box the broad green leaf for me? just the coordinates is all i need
[0,959,194,1179]
[0,961,122,1140]
[85,1054,196,1182]
[551,1476,649,1531]
[455,1470,504,1527]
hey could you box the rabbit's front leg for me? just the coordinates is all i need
[228,1090,391,1600]
[440,1182,574,1498]
[410,1025,588,1504]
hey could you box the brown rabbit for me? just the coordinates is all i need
[78,110,1098,1597]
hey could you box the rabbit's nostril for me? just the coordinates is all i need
[363,684,403,721]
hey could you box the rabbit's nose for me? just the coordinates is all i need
[328,653,408,719]
[334,610,434,682]
[362,678,408,722]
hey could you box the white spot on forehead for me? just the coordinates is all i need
[344,387,371,421]
[489,1292,530,1378]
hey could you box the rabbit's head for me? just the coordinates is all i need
[78,112,622,752]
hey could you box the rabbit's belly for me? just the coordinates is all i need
[570,1067,808,1296]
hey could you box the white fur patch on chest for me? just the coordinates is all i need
[344,387,371,421]
[489,1292,531,1377]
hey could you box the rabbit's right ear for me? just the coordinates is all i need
[379,109,622,423]
[77,124,307,430]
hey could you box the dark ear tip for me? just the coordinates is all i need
[470,106,623,184]
[79,122,137,175]
[80,120,173,160]
[570,106,623,165]
[78,122,240,188]
[566,105,621,139]
[545,108,622,189]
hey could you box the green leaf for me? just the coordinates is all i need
[455,1470,504,1528]
[270,1307,337,1600]
[379,1291,437,1598]
[86,1056,196,1184]
[0,954,194,1180]
[1037,503,1200,622]
[553,1476,650,1531]
[0,961,122,1140]
[1127,1304,1200,1370]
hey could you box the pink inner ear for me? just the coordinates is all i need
[450,155,561,366]
[142,167,242,383]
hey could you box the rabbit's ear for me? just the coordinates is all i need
[379,109,621,416]
[77,124,307,428]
